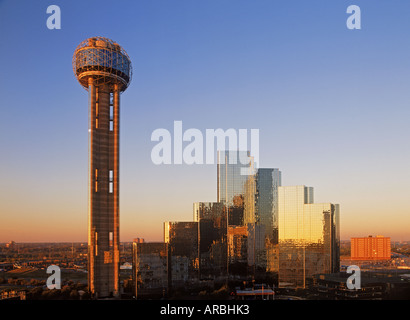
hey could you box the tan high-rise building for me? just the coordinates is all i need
[351,236,391,260]
[73,37,132,298]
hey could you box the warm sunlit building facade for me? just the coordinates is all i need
[278,186,340,288]
[217,150,256,226]
[226,224,266,277]
[217,151,255,278]
[351,236,391,260]
[217,152,284,281]
[73,37,132,299]
[227,225,249,264]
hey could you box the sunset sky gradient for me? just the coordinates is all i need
[0,0,409,242]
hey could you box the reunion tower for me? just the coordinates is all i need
[73,37,132,298]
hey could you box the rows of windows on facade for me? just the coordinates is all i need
[132,150,340,298]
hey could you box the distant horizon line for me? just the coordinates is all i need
[2,239,410,244]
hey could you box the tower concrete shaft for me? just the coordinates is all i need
[88,79,120,298]
[73,36,131,299]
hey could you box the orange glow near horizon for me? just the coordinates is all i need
[1,205,410,243]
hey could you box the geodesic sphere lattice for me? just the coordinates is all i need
[73,37,132,92]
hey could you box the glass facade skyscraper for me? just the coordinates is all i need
[217,150,256,226]
[193,202,227,280]
[132,241,168,299]
[278,186,340,288]
[217,152,286,281]
[164,221,199,288]
[128,150,341,295]
[254,168,281,275]
[129,142,342,298]
[217,151,256,278]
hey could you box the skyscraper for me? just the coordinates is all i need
[254,168,281,274]
[193,202,227,280]
[73,37,132,298]
[278,186,340,288]
[164,221,199,289]
[132,241,168,299]
[227,225,249,271]
[217,150,256,226]
[217,151,256,278]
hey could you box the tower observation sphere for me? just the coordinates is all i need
[73,37,132,299]
[73,36,132,91]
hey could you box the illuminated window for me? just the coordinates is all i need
[109,106,114,131]
[95,232,98,256]
[109,170,113,193]
[104,251,113,264]
[95,169,98,192]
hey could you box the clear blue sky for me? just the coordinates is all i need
[0,0,409,242]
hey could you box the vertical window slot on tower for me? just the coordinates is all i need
[109,106,114,131]
[109,232,113,247]
[109,170,113,193]
[95,232,98,256]
[95,169,98,192]
[96,101,99,128]
[95,88,99,129]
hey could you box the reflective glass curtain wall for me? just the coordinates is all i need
[217,151,255,278]
[132,242,168,299]
[164,221,199,289]
[193,202,227,280]
[254,168,282,275]
[217,150,256,226]
[278,186,339,288]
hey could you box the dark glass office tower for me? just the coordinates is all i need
[164,221,199,289]
[193,202,227,281]
[132,241,168,299]
[254,168,281,277]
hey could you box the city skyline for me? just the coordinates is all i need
[1,1,410,243]
[134,149,339,291]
